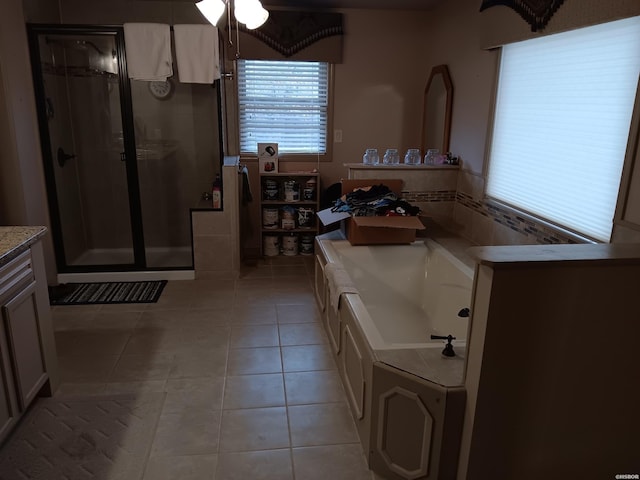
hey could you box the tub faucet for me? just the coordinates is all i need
[430,334,456,357]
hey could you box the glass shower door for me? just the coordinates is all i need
[30,28,143,269]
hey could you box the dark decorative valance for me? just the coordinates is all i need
[228,10,344,63]
[479,0,566,32]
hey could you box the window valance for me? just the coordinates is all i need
[226,10,343,63]
[479,0,565,32]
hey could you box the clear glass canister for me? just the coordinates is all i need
[424,149,439,165]
[383,149,400,165]
[404,148,421,165]
[363,148,379,165]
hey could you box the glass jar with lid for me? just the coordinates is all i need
[363,148,380,165]
[404,148,421,165]
[383,149,400,165]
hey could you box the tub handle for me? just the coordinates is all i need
[430,334,456,357]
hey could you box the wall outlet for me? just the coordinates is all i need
[334,129,343,143]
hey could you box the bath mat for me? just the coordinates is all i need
[49,280,167,305]
[0,393,164,480]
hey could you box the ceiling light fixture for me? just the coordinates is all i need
[196,0,269,30]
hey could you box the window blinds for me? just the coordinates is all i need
[486,16,640,242]
[237,60,329,155]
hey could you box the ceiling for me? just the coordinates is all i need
[261,0,444,9]
[167,0,445,10]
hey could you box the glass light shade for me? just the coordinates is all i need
[235,0,267,28]
[196,0,226,26]
[243,5,269,29]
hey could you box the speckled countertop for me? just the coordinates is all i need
[0,226,47,267]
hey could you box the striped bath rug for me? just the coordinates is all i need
[49,280,167,305]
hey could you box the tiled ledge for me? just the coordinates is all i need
[344,163,459,170]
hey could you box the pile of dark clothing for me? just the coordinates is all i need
[331,184,420,217]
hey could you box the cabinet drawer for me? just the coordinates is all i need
[0,251,34,304]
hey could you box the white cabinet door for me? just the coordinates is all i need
[370,362,465,480]
[2,281,48,409]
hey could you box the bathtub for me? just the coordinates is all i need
[320,238,474,351]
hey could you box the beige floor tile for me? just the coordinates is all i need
[145,294,194,310]
[121,329,183,354]
[292,444,372,480]
[232,304,278,325]
[168,348,228,379]
[163,376,225,412]
[215,449,293,480]
[139,308,230,326]
[227,347,282,375]
[278,323,327,346]
[58,355,119,383]
[181,308,234,325]
[273,292,316,305]
[223,374,285,409]
[97,302,149,313]
[52,310,141,332]
[271,265,309,277]
[110,353,175,382]
[235,277,274,288]
[151,409,221,456]
[51,304,101,317]
[238,266,273,279]
[168,317,232,335]
[219,407,290,452]
[288,403,360,447]
[233,293,277,308]
[230,325,280,348]
[179,326,231,351]
[284,370,345,405]
[281,345,336,372]
[102,380,168,394]
[276,304,320,324]
[143,454,217,480]
[54,382,106,396]
[190,294,236,310]
[55,331,132,357]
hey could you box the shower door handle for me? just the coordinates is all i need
[120,152,126,162]
[57,147,76,167]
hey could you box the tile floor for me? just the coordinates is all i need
[33,257,376,479]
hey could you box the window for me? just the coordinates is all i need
[486,16,640,242]
[237,60,329,155]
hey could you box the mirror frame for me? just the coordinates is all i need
[421,64,453,155]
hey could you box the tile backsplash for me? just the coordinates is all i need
[450,170,580,246]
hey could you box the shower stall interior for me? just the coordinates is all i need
[27,25,223,274]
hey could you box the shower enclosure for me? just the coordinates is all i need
[27,25,223,273]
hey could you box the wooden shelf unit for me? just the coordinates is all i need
[260,172,320,257]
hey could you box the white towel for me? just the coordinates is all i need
[173,24,220,84]
[123,23,173,81]
[325,263,358,313]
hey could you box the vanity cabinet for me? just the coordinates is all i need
[0,246,53,443]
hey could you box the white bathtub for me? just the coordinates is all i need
[320,238,474,351]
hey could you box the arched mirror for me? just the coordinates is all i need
[421,65,453,154]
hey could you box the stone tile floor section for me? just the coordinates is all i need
[7,257,378,479]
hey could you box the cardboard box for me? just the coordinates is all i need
[345,215,425,245]
[318,179,425,245]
